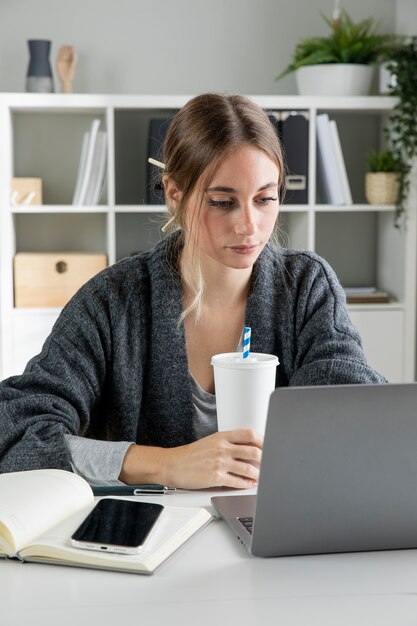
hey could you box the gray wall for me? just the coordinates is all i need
[0,0,397,95]
[396,0,417,35]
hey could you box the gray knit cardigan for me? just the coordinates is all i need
[0,232,385,472]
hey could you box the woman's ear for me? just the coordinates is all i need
[163,175,182,209]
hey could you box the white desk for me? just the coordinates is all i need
[2,489,417,626]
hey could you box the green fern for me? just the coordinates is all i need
[366,150,399,172]
[277,10,398,80]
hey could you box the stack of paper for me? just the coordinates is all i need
[316,114,352,206]
[73,119,107,206]
[344,287,391,304]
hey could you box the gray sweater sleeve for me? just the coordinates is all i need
[0,278,113,473]
[65,435,134,485]
[287,253,387,386]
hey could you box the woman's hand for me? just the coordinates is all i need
[164,429,263,489]
[119,429,263,490]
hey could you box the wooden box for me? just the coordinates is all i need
[11,178,43,205]
[14,253,107,307]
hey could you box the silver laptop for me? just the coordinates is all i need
[212,383,417,557]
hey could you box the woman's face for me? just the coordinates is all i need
[187,145,280,270]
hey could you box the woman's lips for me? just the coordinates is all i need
[228,244,259,254]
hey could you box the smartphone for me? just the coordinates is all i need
[70,498,164,555]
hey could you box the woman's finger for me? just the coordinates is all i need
[221,428,264,448]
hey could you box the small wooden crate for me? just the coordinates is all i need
[14,252,107,307]
[11,178,43,205]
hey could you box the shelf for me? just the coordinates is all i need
[13,307,62,316]
[10,205,109,214]
[314,204,395,213]
[280,205,309,213]
[0,93,398,114]
[0,93,193,112]
[347,302,405,312]
[0,93,414,382]
[246,95,398,113]
[115,205,167,213]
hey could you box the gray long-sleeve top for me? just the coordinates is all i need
[0,231,386,474]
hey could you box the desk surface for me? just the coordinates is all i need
[2,488,417,626]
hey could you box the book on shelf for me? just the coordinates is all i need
[83,131,107,206]
[329,119,352,205]
[72,119,107,206]
[344,287,392,304]
[316,113,346,206]
[0,469,213,575]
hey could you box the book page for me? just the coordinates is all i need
[0,470,93,554]
[20,503,213,574]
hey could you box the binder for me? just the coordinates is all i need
[146,118,172,204]
[268,111,309,205]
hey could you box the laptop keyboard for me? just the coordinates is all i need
[237,516,254,535]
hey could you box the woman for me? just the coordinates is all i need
[0,93,385,488]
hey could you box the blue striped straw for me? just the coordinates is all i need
[243,326,251,359]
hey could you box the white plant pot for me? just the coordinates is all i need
[295,64,374,96]
[379,62,397,94]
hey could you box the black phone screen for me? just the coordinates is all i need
[71,498,164,549]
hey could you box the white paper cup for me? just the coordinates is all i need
[211,352,279,434]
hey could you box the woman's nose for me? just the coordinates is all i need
[234,204,257,236]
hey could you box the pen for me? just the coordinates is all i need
[91,484,176,496]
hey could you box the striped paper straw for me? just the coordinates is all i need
[243,326,251,359]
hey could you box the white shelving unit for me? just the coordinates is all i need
[0,93,415,382]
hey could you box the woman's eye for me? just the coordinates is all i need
[207,199,235,209]
[257,196,278,205]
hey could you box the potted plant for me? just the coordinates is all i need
[276,9,397,96]
[365,150,400,205]
[383,37,417,225]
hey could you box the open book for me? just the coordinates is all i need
[0,469,213,575]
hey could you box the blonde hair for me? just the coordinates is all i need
[162,93,285,321]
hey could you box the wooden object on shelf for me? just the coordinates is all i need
[14,252,107,307]
[56,46,77,94]
[10,178,42,205]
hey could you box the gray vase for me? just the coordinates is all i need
[26,39,54,93]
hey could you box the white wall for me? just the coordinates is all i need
[396,0,417,35]
[0,0,397,96]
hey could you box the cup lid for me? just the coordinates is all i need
[211,352,279,369]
